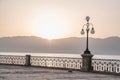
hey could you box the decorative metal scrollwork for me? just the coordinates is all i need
[31,56,82,69]
[1,55,120,74]
[92,59,120,73]
[0,55,26,65]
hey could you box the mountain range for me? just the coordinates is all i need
[0,36,120,55]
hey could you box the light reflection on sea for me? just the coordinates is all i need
[0,52,120,60]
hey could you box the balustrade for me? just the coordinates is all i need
[0,55,26,65]
[30,56,82,69]
[92,59,120,73]
[0,55,120,74]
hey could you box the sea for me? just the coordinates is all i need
[0,52,120,60]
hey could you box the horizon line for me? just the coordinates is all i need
[0,35,119,40]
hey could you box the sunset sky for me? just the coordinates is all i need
[0,0,120,39]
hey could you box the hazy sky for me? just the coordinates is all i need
[0,0,120,39]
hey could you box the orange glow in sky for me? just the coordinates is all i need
[31,13,70,40]
[0,0,120,39]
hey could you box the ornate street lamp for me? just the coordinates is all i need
[80,16,95,54]
[81,16,95,71]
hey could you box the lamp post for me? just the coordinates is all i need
[81,16,95,54]
[81,16,95,71]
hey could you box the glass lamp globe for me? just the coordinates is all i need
[86,16,90,22]
[81,29,85,35]
[91,27,95,34]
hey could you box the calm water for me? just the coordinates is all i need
[0,52,120,60]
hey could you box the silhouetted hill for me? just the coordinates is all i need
[0,36,120,55]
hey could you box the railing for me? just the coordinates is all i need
[0,55,26,65]
[0,55,120,74]
[92,59,120,73]
[0,55,82,70]
[31,56,82,69]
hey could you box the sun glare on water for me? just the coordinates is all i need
[32,14,68,40]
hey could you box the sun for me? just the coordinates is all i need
[31,14,68,40]
[35,25,63,40]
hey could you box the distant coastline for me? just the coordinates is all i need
[0,36,120,55]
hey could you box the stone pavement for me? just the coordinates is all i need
[0,65,120,80]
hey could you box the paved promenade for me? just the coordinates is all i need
[0,65,120,80]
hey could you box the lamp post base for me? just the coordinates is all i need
[84,50,91,54]
[81,52,93,72]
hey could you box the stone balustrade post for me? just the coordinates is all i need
[81,54,93,71]
[25,55,31,66]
